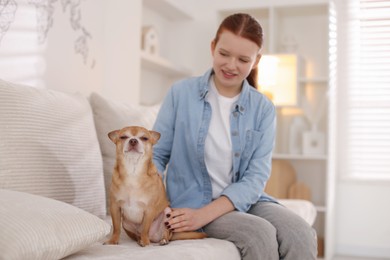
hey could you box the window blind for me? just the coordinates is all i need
[344,0,390,179]
[0,3,45,87]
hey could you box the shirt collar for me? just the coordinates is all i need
[198,68,213,100]
[199,68,251,115]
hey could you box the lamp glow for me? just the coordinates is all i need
[257,54,299,106]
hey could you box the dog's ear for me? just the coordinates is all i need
[149,130,161,144]
[108,130,119,143]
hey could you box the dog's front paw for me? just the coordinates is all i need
[138,237,150,247]
[103,237,119,245]
[159,238,169,246]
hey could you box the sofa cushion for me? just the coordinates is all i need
[89,92,160,209]
[0,189,111,260]
[65,226,240,260]
[0,79,106,218]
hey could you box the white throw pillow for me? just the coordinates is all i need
[0,79,106,218]
[0,189,111,260]
[89,92,160,209]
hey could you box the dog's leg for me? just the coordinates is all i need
[138,210,155,247]
[159,207,172,245]
[159,228,171,245]
[104,200,122,245]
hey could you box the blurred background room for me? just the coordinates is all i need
[0,0,389,259]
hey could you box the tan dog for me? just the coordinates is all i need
[104,126,206,246]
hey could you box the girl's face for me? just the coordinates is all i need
[211,30,260,97]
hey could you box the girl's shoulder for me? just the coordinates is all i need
[247,86,274,109]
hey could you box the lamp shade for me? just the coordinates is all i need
[257,54,299,107]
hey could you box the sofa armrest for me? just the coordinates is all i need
[278,199,317,226]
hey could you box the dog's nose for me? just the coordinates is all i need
[129,138,138,146]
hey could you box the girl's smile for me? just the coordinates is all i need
[221,69,237,79]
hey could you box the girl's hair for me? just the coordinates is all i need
[214,13,263,89]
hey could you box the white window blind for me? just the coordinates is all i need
[0,3,45,87]
[344,0,390,179]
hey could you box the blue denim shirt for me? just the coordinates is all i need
[153,69,276,212]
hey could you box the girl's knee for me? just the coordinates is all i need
[237,218,279,260]
[279,221,318,259]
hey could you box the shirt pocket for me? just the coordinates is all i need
[243,129,264,159]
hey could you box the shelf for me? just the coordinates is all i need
[299,77,328,84]
[143,0,193,21]
[272,153,327,160]
[140,50,192,77]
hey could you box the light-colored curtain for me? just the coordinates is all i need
[336,0,390,180]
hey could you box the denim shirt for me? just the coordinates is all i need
[152,69,276,212]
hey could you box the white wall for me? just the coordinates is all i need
[42,0,105,97]
[103,0,142,103]
[335,182,390,258]
[0,0,141,103]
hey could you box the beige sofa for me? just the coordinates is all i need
[0,79,316,260]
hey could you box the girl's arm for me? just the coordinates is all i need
[166,196,234,232]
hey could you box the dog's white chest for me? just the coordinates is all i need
[118,183,149,224]
[122,200,144,224]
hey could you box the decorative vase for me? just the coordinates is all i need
[289,116,308,154]
[302,125,325,155]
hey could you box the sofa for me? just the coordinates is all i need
[0,79,316,260]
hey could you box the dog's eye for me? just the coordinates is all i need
[120,136,128,140]
[140,137,148,141]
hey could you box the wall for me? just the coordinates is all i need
[42,0,105,96]
[0,0,141,103]
[103,0,141,103]
[335,182,390,258]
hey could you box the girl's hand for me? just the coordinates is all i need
[165,208,206,232]
[165,196,235,232]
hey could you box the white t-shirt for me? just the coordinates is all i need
[205,76,240,199]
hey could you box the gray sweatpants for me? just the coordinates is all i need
[203,201,318,260]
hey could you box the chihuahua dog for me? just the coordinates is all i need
[104,126,206,246]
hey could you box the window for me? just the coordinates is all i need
[0,3,46,87]
[337,0,390,179]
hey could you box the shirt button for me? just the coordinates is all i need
[234,152,240,157]
[239,106,245,112]
[232,131,238,136]
[233,112,238,117]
